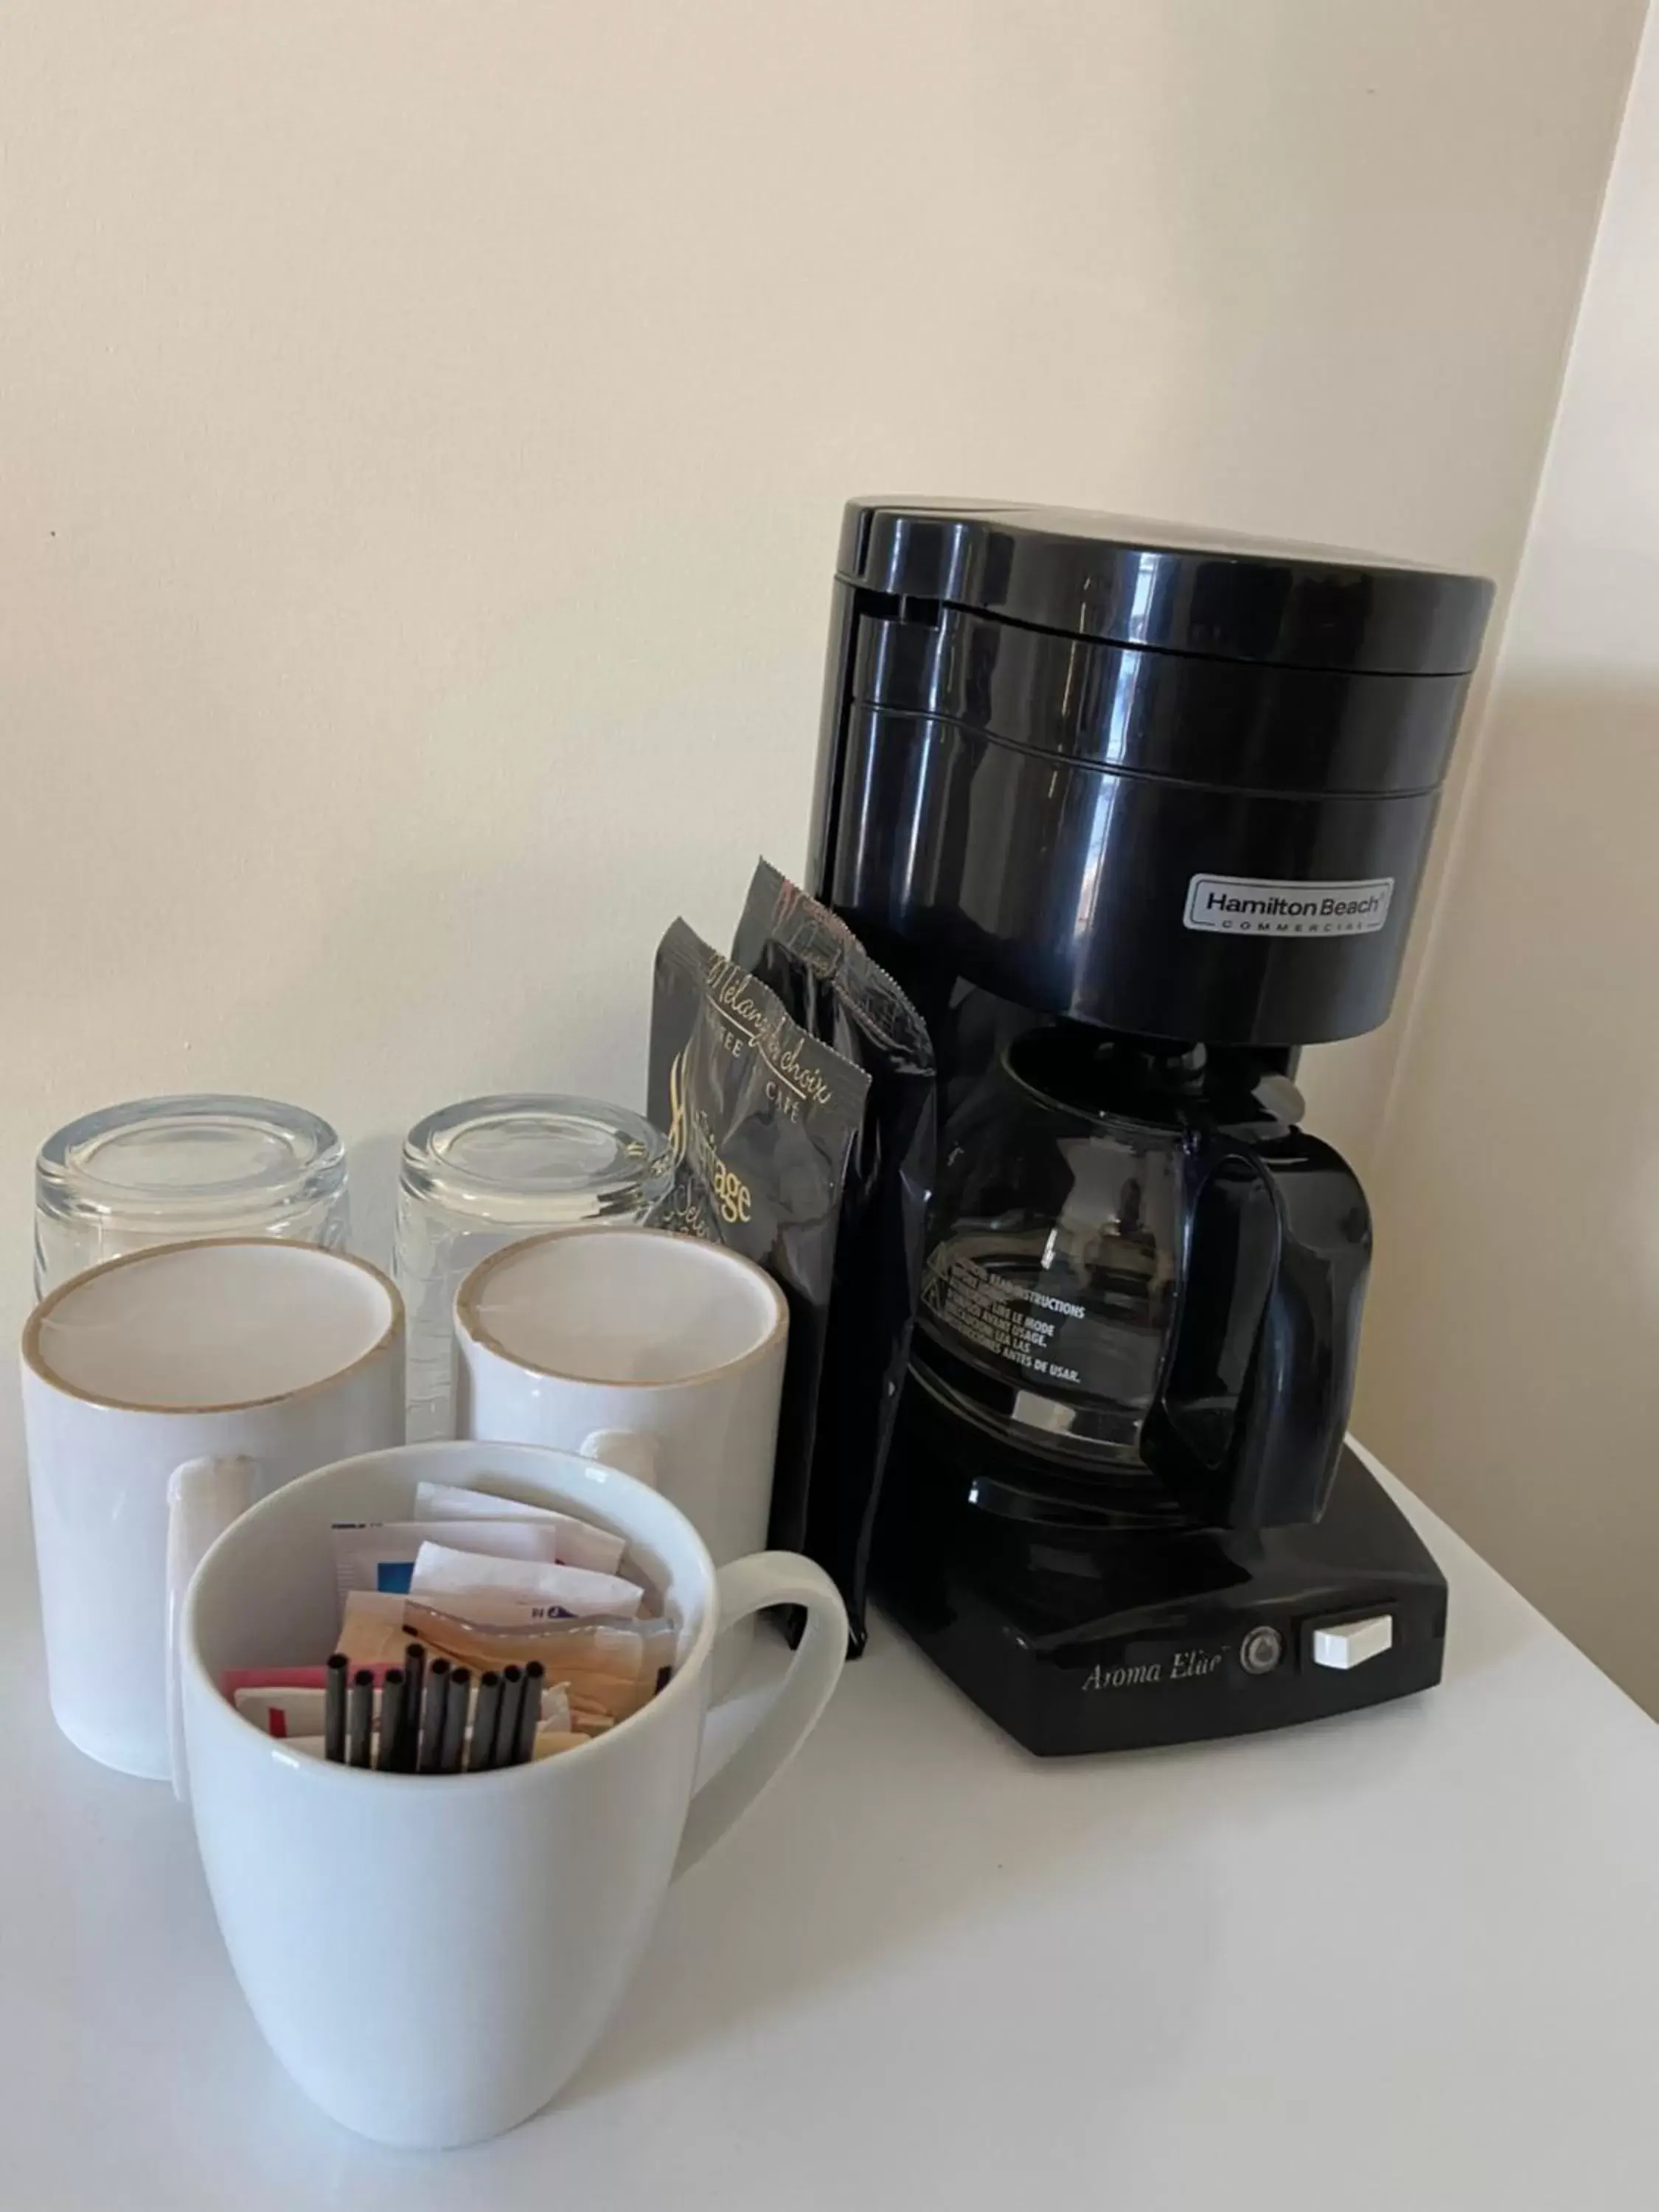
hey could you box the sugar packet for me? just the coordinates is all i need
[334,1590,674,1680]
[332,1517,622,1607]
[411,1480,625,1575]
[409,1541,644,1624]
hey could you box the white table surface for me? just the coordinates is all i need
[3,1432,1658,2210]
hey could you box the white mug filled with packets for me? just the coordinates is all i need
[176,1439,847,2148]
[235,1474,673,1767]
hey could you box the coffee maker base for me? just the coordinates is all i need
[874,1444,1447,1756]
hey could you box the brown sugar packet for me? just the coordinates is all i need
[335,1593,674,1681]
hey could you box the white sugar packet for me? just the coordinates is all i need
[410,1541,643,1624]
[413,1479,625,1575]
[535,1681,573,1735]
[333,1520,579,1609]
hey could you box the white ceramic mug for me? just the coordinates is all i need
[454,1225,787,1571]
[21,1239,404,1780]
[180,1438,846,2148]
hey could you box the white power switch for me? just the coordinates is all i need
[1312,1615,1394,1670]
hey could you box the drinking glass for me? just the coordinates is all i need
[394,1093,672,1441]
[35,1094,351,1295]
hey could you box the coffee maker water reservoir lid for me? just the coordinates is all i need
[837,501,1492,678]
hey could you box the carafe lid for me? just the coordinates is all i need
[837,500,1492,676]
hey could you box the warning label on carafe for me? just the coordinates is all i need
[925,1253,1083,1384]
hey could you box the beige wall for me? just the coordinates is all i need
[0,1,1644,1297]
[1356,2,1659,1711]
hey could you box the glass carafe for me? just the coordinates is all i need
[912,1025,1371,1531]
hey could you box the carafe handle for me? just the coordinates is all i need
[1140,1127,1370,1529]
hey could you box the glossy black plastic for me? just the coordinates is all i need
[844,600,1472,789]
[836,501,1493,674]
[806,501,1481,1754]
[1144,1122,1370,1528]
[874,1431,1447,1756]
[810,503,1492,1046]
[827,705,1441,1044]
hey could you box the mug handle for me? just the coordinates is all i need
[580,1428,661,1489]
[165,1455,260,1802]
[673,1551,846,1878]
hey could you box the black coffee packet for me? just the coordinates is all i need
[732,861,936,1648]
[647,865,936,1652]
[648,919,869,1610]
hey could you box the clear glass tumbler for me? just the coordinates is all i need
[34,1093,351,1295]
[394,1093,674,1441]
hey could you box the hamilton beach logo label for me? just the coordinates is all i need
[1184,872,1394,939]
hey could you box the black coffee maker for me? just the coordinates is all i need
[807,500,1492,1754]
